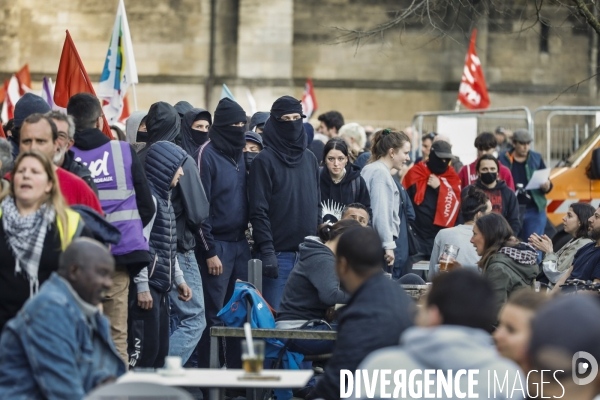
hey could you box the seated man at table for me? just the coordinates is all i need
[306,226,414,400]
[355,270,521,400]
[0,238,126,399]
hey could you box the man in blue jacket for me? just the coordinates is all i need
[0,238,126,399]
[499,129,552,241]
[196,98,250,368]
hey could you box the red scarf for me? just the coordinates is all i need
[403,161,462,227]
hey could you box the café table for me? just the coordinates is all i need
[118,368,313,400]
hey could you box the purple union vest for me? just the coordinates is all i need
[72,141,148,256]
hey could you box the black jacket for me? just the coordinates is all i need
[311,273,414,400]
[320,164,371,222]
[145,142,187,292]
[406,183,442,253]
[249,147,321,254]
[172,156,209,253]
[61,150,99,196]
[197,141,248,259]
[461,179,521,236]
[73,128,155,267]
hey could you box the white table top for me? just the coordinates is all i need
[118,368,313,389]
[412,261,430,271]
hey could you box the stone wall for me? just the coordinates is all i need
[0,0,597,130]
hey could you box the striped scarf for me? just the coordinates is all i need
[1,196,55,296]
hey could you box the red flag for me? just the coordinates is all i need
[457,29,490,110]
[118,93,131,124]
[54,31,113,138]
[301,78,318,120]
[0,123,5,139]
[15,64,31,96]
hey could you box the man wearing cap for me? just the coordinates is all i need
[495,126,512,155]
[403,140,462,266]
[249,96,321,310]
[244,131,263,173]
[196,98,250,368]
[249,111,269,134]
[499,129,552,241]
[11,93,52,160]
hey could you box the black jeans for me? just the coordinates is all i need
[127,285,170,369]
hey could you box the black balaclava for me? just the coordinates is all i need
[262,96,307,167]
[137,102,180,166]
[209,98,246,160]
[480,172,498,185]
[181,108,212,157]
[427,151,450,175]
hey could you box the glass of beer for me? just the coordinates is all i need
[439,244,460,272]
[241,340,265,374]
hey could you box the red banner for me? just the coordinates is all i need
[54,30,113,138]
[457,29,490,110]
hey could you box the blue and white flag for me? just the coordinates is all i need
[98,0,138,125]
[220,84,237,102]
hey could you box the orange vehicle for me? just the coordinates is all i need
[546,126,600,244]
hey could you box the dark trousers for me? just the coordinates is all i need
[127,285,170,369]
[195,239,250,368]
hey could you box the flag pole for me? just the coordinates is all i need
[131,83,138,111]
[455,100,461,112]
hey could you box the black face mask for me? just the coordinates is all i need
[137,131,149,143]
[191,129,209,146]
[480,172,498,185]
[427,153,450,175]
[209,125,246,160]
[244,151,259,171]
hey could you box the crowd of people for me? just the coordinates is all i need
[0,90,599,400]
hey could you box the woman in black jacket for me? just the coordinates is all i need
[320,138,371,223]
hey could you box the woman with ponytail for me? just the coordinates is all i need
[360,129,411,269]
[276,219,361,354]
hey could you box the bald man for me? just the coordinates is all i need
[0,238,126,399]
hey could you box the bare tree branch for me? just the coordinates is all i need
[572,0,600,35]
[550,72,600,103]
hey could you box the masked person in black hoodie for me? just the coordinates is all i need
[320,138,371,223]
[180,107,211,159]
[139,101,210,366]
[461,154,520,236]
[249,96,321,311]
[196,98,250,368]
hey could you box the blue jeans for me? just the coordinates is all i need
[168,251,206,365]
[285,322,336,356]
[195,239,250,368]
[261,251,299,311]
[520,206,547,262]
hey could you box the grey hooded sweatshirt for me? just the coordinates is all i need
[276,236,350,327]
[126,110,148,153]
[356,326,524,400]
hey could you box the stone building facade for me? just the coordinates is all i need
[0,0,597,129]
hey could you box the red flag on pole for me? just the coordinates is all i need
[457,29,490,110]
[301,78,318,120]
[54,30,113,138]
[117,93,131,124]
[15,64,31,96]
[0,123,6,139]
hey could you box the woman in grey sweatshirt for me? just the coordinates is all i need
[360,129,411,268]
[276,219,361,354]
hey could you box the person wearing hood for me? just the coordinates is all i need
[356,269,523,400]
[46,111,98,195]
[404,140,462,262]
[249,111,269,134]
[136,102,181,168]
[243,131,263,173]
[306,226,414,400]
[134,103,210,366]
[320,138,370,224]
[129,141,191,368]
[460,154,521,236]
[305,122,324,163]
[68,93,155,363]
[276,220,359,348]
[174,101,194,118]
[195,97,250,369]
[248,95,321,311]
[471,213,539,320]
[181,108,211,159]
[125,111,148,153]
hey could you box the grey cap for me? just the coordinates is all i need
[512,129,533,143]
[431,140,453,159]
[245,131,263,149]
